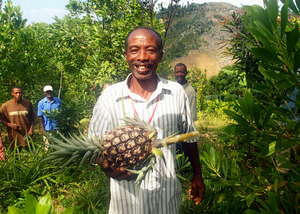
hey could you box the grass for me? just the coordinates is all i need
[0,135,110,214]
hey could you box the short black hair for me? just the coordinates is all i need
[174,63,187,72]
[124,26,163,52]
[11,87,22,92]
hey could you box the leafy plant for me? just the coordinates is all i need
[7,193,73,214]
[223,0,300,212]
[176,153,192,182]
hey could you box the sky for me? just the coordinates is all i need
[10,0,264,24]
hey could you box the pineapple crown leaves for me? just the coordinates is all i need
[126,156,157,185]
[44,132,101,167]
[151,147,166,165]
[121,116,157,134]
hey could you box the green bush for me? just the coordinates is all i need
[206,65,246,102]
[222,0,300,212]
[0,137,109,213]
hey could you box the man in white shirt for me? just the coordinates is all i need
[88,26,205,214]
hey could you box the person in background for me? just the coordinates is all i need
[174,63,198,155]
[88,26,205,214]
[174,63,197,122]
[37,85,61,132]
[0,87,35,148]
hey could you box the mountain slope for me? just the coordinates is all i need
[163,2,238,77]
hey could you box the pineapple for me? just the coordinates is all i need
[47,117,199,184]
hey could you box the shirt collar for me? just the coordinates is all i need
[43,97,56,103]
[116,73,171,103]
[182,82,189,89]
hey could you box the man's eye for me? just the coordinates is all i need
[130,49,138,53]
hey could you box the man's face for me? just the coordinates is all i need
[174,65,187,85]
[44,91,53,98]
[11,88,23,102]
[125,29,162,81]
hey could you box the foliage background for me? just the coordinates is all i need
[1,0,300,213]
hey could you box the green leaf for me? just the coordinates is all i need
[280,1,288,38]
[8,206,22,214]
[287,25,299,56]
[245,210,260,214]
[24,194,38,214]
[266,141,276,156]
[152,147,166,165]
[216,193,226,203]
[296,0,300,14]
[247,24,273,49]
[266,192,280,213]
[245,192,256,207]
[252,47,278,62]
[288,0,300,14]
[35,194,52,214]
[151,147,163,157]
[280,0,300,15]
[295,49,300,71]
[245,5,271,30]
[61,208,74,214]
[258,66,289,83]
[238,92,262,126]
[223,109,253,131]
[266,0,279,27]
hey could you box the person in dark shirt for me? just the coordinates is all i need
[0,87,34,148]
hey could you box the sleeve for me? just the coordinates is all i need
[182,89,195,132]
[37,101,43,117]
[190,89,197,122]
[181,89,196,142]
[88,94,113,138]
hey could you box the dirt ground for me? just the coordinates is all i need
[171,49,232,79]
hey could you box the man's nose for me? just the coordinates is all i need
[137,49,148,61]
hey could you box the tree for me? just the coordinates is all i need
[224,0,300,211]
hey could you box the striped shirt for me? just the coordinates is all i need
[88,74,195,214]
[182,82,197,122]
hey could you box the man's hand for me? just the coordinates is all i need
[182,142,205,205]
[103,167,134,180]
[188,174,205,205]
[28,127,33,136]
[96,157,134,180]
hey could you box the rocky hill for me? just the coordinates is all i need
[162,2,238,77]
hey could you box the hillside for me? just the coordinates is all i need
[163,2,238,77]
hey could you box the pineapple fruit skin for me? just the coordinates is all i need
[99,125,154,180]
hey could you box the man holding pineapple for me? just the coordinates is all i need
[88,27,205,214]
